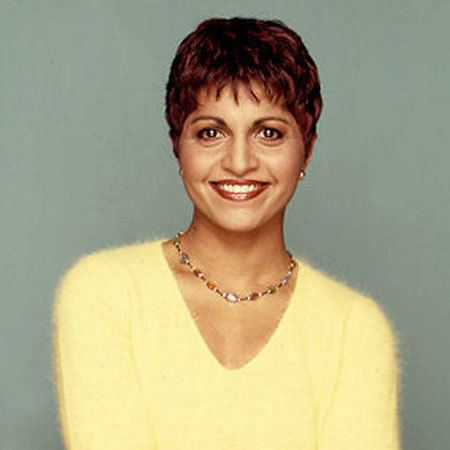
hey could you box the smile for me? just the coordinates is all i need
[210,182,269,201]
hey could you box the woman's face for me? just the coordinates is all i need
[175,81,315,233]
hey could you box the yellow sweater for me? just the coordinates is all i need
[52,237,403,450]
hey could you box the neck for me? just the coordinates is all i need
[175,210,294,290]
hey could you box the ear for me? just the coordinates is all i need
[303,133,317,170]
[169,133,180,160]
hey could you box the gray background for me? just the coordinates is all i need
[1,0,449,449]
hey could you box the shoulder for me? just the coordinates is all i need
[58,235,168,281]
[295,256,402,395]
[53,235,169,314]
[296,255,399,342]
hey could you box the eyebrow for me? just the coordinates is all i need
[189,115,290,127]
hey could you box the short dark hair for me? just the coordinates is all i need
[165,17,323,160]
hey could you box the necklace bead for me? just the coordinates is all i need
[171,230,297,303]
[180,252,189,264]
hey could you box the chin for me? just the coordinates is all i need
[209,208,283,234]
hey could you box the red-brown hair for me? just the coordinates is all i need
[165,17,323,160]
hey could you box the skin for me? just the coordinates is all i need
[167,79,317,295]
[161,80,317,368]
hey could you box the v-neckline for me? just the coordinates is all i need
[156,238,303,375]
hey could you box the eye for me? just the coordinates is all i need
[197,127,221,140]
[259,127,284,140]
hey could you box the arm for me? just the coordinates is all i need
[52,253,158,450]
[318,298,403,450]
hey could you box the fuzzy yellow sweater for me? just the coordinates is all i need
[52,237,403,450]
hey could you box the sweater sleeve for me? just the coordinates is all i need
[318,297,403,450]
[52,253,158,450]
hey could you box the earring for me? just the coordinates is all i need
[299,169,306,180]
[178,166,183,176]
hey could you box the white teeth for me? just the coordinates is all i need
[216,184,262,193]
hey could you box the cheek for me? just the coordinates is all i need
[280,157,299,174]
[270,150,302,179]
[180,152,212,181]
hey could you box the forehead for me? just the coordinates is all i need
[184,81,302,135]
[196,80,286,111]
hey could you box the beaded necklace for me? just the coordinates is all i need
[171,230,297,303]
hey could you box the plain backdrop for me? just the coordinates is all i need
[1,0,449,449]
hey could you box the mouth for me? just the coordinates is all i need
[209,181,270,201]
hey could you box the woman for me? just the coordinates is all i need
[52,17,402,450]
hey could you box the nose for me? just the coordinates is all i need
[221,134,259,176]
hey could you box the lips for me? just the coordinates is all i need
[210,182,269,201]
[211,179,269,186]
